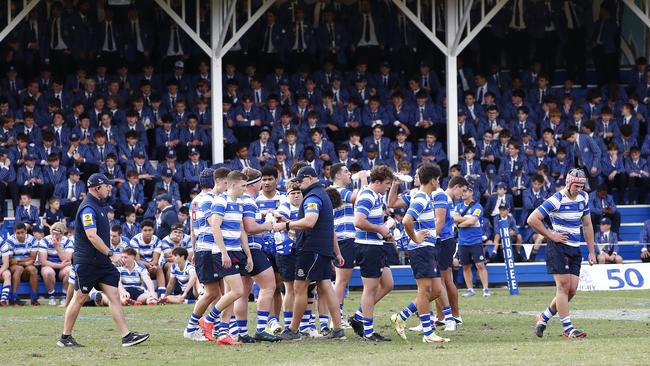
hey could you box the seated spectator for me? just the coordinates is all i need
[119,130,147,165]
[624,147,649,204]
[179,114,210,160]
[485,182,514,220]
[37,222,73,305]
[589,185,621,235]
[181,147,208,200]
[509,166,529,207]
[4,222,38,305]
[118,248,158,305]
[100,153,126,186]
[164,247,198,304]
[126,150,158,198]
[362,124,390,161]
[522,174,548,226]
[309,127,335,163]
[15,193,39,231]
[595,218,622,264]
[43,197,65,233]
[119,170,146,215]
[155,169,182,208]
[271,110,298,145]
[460,146,482,181]
[156,150,184,185]
[491,204,524,262]
[54,168,86,218]
[17,154,46,212]
[109,225,130,255]
[641,219,650,263]
[130,220,165,297]
[229,144,258,172]
[416,130,448,172]
[279,128,304,162]
[248,126,277,168]
[154,194,177,240]
[121,209,140,240]
[550,147,570,181]
[388,128,413,161]
[107,206,121,228]
[601,142,627,204]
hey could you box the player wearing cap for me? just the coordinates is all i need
[59,173,149,348]
[276,166,346,340]
[528,169,596,339]
[453,185,490,298]
[350,165,395,342]
[330,163,367,327]
[391,164,450,344]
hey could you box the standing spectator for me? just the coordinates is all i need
[155,194,177,240]
[351,0,383,70]
[48,2,74,77]
[591,5,619,87]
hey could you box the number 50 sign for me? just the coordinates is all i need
[578,263,650,291]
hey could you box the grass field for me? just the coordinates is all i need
[2,288,649,366]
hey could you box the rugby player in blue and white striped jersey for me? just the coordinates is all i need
[117,248,158,304]
[330,163,367,327]
[351,165,395,342]
[528,169,596,339]
[164,247,199,304]
[129,220,165,297]
[159,224,193,280]
[37,222,74,305]
[184,168,221,342]
[5,222,39,305]
[391,164,449,343]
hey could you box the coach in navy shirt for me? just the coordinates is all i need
[275,166,345,340]
[58,173,149,348]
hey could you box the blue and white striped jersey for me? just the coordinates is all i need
[432,188,455,240]
[1,234,37,259]
[242,193,265,250]
[37,235,74,264]
[118,263,149,288]
[256,192,285,253]
[171,261,195,292]
[276,201,300,255]
[129,233,162,263]
[191,191,216,252]
[160,234,192,254]
[212,193,244,252]
[333,185,356,240]
[109,238,131,255]
[405,190,436,250]
[354,187,385,245]
[537,190,590,247]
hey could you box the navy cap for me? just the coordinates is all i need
[396,128,407,135]
[380,61,391,68]
[513,163,522,172]
[498,203,511,210]
[331,75,341,81]
[87,173,113,188]
[367,143,377,152]
[600,217,612,225]
[467,185,474,192]
[189,147,200,155]
[260,126,271,133]
[162,168,173,177]
[487,165,496,175]
[191,186,201,194]
[69,133,79,141]
[458,109,466,116]
[292,166,318,181]
[25,153,37,161]
[422,148,432,156]
[496,181,507,189]
[354,76,367,83]
[536,143,546,151]
[166,150,177,158]
[68,167,81,176]
[107,205,115,213]
[157,193,173,203]
[522,129,531,137]
[276,148,286,155]
[134,149,146,158]
[555,179,565,188]
[32,225,44,233]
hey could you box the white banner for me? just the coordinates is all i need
[578,263,650,291]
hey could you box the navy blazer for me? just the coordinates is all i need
[42,166,68,186]
[126,161,158,180]
[362,137,391,161]
[15,204,39,225]
[485,194,515,217]
[182,160,209,184]
[595,231,619,254]
[279,143,304,162]
[179,127,210,147]
[121,222,141,240]
[388,141,413,160]
[156,206,178,240]
[309,140,336,161]
[248,140,278,161]
[154,181,181,204]
[155,162,184,184]
[359,157,385,171]
[17,166,44,186]
[100,163,126,182]
[228,158,260,172]
[54,180,86,206]
[124,20,154,61]
[567,134,602,172]
[119,182,145,207]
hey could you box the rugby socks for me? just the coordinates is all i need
[354,306,364,321]
[48,290,55,299]
[217,321,228,338]
[283,311,293,330]
[540,306,557,323]
[339,303,344,321]
[204,306,221,324]
[442,306,453,322]
[309,312,316,330]
[186,312,201,332]
[299,310,312,332]
[30,291,38,301]
[157,287,166,297]
[237,319,248,335]
[1,285,10,302]
[89,291,98,302]
[319,315,329,330]
[399,302,417,321]
[561,316,574,334]
[228,316,239,337]
[362,317,374,337]
[256,311,269,333]
[419,313,433,337]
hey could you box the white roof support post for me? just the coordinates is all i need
[445,0,459,166]
[211,0,226,165]
[394,0,510,166]
[0,0,42,43]
[622,0,650,30]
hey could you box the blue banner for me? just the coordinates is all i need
[498,219,519,295]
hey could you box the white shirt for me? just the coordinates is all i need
[102,21,117,52]
[357,14,379,46]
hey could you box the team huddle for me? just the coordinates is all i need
[181,161,596,344]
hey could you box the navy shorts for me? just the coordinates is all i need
[436,238,457,271]
[383,242,400,267]
[214,251,248,277]
[336,238,356,269]
[249,249,272,276]
[458,244,486,265]
[355,244,385,279]
[195,251,219,283]
[546,242,582,277]
[265,250,279,272]
[276,253,297,282]
[172,283,197,300]
[295,252,333,281]
[125,286,144,300]
[74,263,119,293]
[409,246,440,279]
